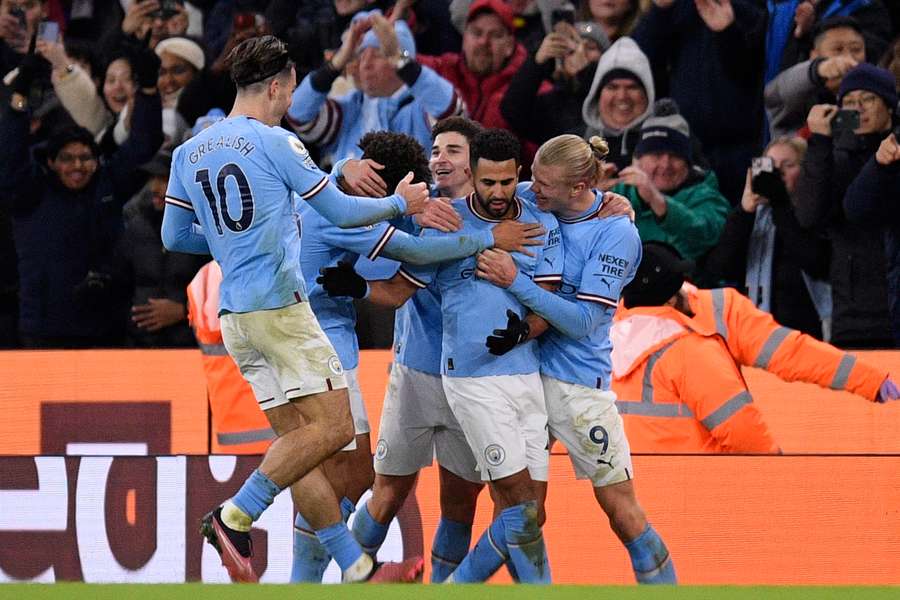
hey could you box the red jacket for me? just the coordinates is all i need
[418,43,527,129]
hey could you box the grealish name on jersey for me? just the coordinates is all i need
[188,136,257,164]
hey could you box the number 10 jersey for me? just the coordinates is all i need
[166,115,327,314]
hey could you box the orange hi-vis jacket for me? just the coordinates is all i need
[187,262,274,454]
[611,305,780,454]
[683,284,888,401]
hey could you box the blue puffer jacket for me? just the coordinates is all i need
[0,92,162,341]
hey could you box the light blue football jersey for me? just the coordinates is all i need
[297,203,399,371]
[401,194,563,378]
[165,116,334,313]
[522,187,642,390]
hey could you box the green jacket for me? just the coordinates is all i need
[611,169,729,261]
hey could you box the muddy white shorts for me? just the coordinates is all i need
[542,374,633,487]
[220,301,347,411]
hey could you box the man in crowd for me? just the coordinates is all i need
[288,10,463,165]
[162,35,429,583]
[766,17,867,138]
[611,100,729,262]
[418,0,525,131]
[794,63,896,348]
[845,131,900,349]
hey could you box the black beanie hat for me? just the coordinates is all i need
[599,67,644,93]
[622,242,694,308]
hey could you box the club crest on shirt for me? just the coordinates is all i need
[484,444,506,466]
[328,355,344,375]
[375,439,388,460]
[289,136,318,169]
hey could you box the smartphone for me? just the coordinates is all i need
[751,156,774,178]
[832,109,860,134]
[551,3,576,27]
[152,0,181,20]
[8,6,26,29]
[37,21,59,43]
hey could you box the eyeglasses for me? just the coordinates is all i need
[56,152,97,165]
[841,93,881,111]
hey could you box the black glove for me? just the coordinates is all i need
[130,33,161,89]
[485,309,531,356]
[316,260,368,298]
[750,170,788,205]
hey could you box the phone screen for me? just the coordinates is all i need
[38,21,59,42]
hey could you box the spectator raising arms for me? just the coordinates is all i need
[0,83,161,347]
[288,10,463,165]
[634,0,768,204]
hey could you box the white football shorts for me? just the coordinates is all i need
[374,363,481,483]
[442,372,549,482]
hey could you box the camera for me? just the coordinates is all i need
[831,109,860,135]
[551,3,575,27]
[750,157,786,202]
[152,0,181,20]
[751,156,774,178]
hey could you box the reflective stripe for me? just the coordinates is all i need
[700,391,752,430]
[199,342,228,356]
[830,354,856,390]
[616,400,695,418]
[641,341,676,403]
[616,340,694,418]
[217,428,276,445]
[753,326,792,368]
[711,288,727,339]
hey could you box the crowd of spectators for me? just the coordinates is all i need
[0,0,898,350]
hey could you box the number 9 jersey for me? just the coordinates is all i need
[165,116,327,314]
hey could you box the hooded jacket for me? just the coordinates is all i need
[581,37,655,171]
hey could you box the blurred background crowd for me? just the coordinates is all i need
[0,0,898,351]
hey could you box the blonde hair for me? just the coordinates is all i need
[765,135,807,162]
[535,134,609,187]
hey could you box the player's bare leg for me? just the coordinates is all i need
[200,389,352,582]
[291,435,375,582]
[594,480,676,584]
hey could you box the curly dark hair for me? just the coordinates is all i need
[469,128,521,170]
[431,116,483,144]
[358,131,432,194]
